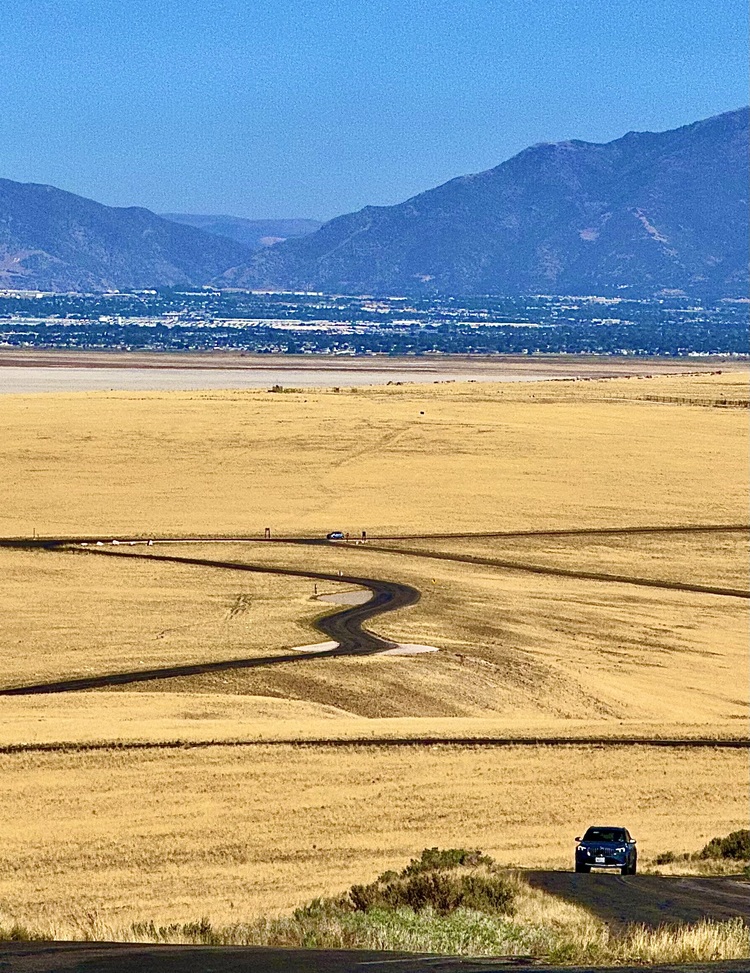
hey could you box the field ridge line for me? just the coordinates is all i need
[1,736,748,755]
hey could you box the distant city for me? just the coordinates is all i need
[0,290,746,357]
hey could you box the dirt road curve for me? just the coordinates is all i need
[2,941,749,973]
[526,872,750,928]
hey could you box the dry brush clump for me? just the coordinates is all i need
[347,847,512,916]
[602,918,750,967]
[652,829,750,874]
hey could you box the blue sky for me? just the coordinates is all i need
[0,0,746,219]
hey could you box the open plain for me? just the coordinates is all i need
[0,363,747,940]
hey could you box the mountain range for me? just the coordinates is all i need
[226,107,748,298]
[0,107,746,296]
[0,180,251,292]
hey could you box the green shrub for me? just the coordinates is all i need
[698,830,750,861]
[400,847,494,877]
[348,849,514,917]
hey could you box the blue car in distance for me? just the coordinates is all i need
[575,826,637,874]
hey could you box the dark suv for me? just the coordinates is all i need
[575,826,637,874]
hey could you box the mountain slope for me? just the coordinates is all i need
[0,181,251,292]
[224,108,749,297]
[161,214,322,250]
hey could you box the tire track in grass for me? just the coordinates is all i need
[0,737,747,756]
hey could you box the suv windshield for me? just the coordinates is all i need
[583,828,627,842]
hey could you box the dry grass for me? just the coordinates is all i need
[3,529,745,724]
[0,694,744,749]
[379,528,750,592]
[3,887,748,967]
[644,858,750,877]
[0,370,747,935]
[96,539,747,726]
[0,372,746,538]
[0,744,745,928]
[601,917,750,965]
[2,913,747,968]
[0,546,351,688]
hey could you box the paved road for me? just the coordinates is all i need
[2,942,749,973]
[1,523,748,695]
[526,872,750,928]
[0,548,420,696]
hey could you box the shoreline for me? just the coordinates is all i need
[1,348,745,371]
[0,349,745,394]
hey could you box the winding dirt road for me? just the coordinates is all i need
[1,529,749,963]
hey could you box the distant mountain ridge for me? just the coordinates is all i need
[0,108,746,295]
[160,214,322,251]
[224,108,749,298]
[0,181,252,292]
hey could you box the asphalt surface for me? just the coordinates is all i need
[0,547,420,695]
[2,942,750,973]
[525,872,750,928]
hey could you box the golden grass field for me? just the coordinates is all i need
[0,370,747,537]
[0,546,348,687]
[0,744,745,926]
[0,366,747,930]
[79,537,744,729]
[379,528,750,590]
